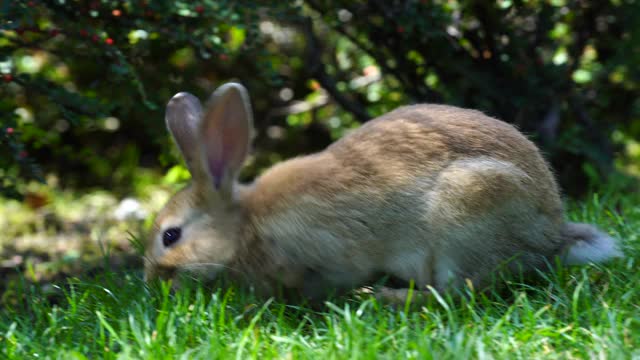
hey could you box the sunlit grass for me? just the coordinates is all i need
[0,189,638,359]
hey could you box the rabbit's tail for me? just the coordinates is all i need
[561,222,623,265]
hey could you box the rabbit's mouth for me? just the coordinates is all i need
[178,262,225,280]
[143,259,177,282]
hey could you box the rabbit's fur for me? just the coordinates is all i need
[144,83,622,301]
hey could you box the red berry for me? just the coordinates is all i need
[50,29,60,37]
[19,151,28,158]
[28,1,35,7]
[195,5,204,13]
[6,128,14,134]
[396,26,405,34]
[92,35,99,42]
[80,29,88,37]
[219,54,229,61]
[105,38,114,45]
[112,9,121,17]
[3,74,13,82]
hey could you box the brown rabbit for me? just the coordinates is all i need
[144,82,622,302]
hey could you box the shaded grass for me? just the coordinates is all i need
[1,190,638,359]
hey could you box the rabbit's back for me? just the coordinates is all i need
[244,104,566,292]
[330,105,560,201]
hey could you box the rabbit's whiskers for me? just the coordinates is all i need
[180,262,250,280]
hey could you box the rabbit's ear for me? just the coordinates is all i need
[199,83,253,194]
[165,92,205,179]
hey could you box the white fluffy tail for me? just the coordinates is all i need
[562,222,623,265]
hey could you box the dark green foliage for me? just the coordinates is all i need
[303,0,640,194]
[1,0,296,195]
[1,0,639,197]
[0,112,43,199]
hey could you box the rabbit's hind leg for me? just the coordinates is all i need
[426,157,563,291]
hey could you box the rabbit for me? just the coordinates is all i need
[144,82,623,302]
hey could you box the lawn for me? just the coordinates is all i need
[0,186,638,359]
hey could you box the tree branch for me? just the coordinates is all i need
[302,17,371,122]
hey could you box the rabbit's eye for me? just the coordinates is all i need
[162,227,182,247]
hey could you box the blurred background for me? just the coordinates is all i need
[1,0,639,297]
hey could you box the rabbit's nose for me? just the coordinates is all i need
[143,266,156,283]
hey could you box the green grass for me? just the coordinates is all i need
[1,190,639,359]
